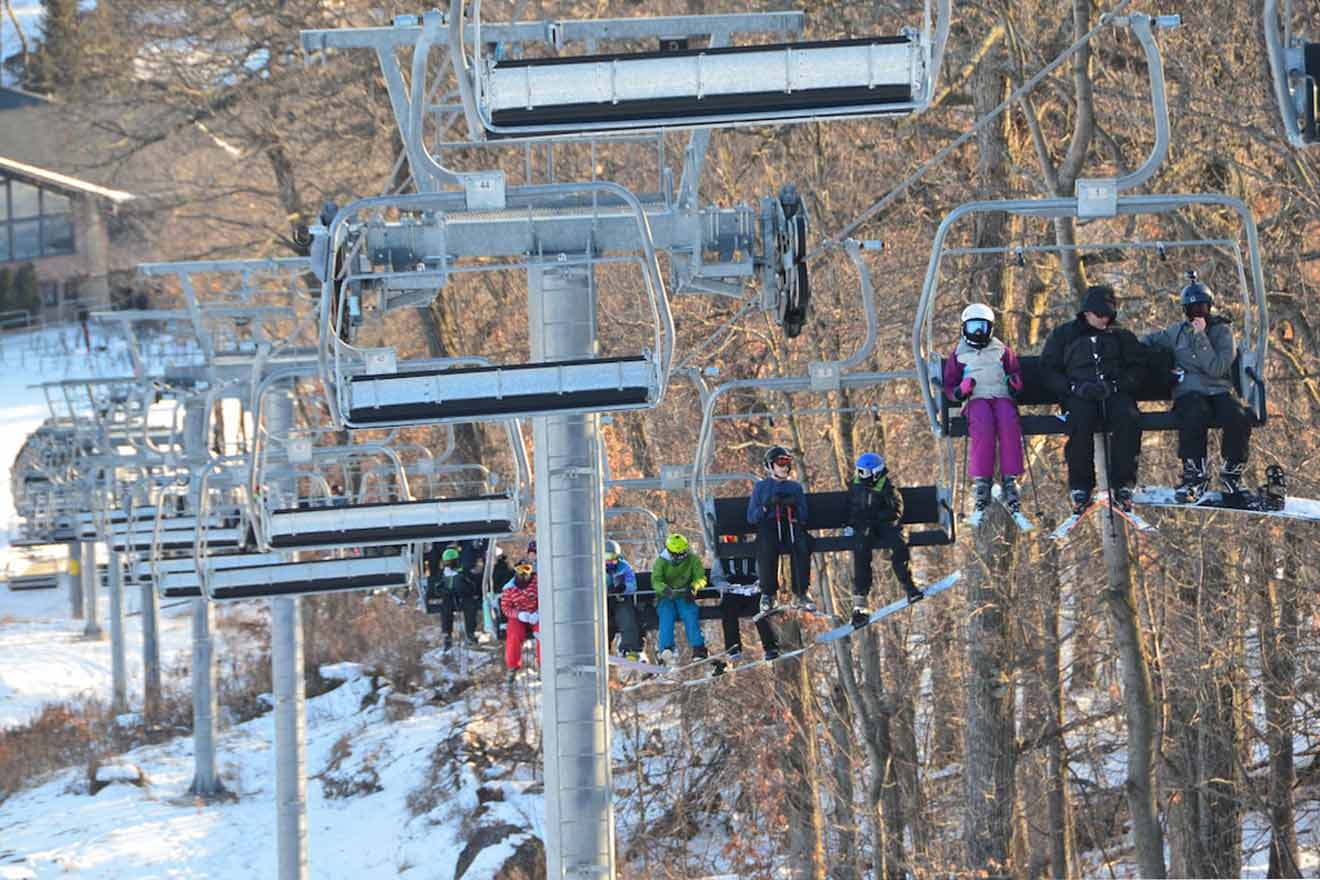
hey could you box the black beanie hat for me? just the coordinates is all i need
[1079,285,1117,319]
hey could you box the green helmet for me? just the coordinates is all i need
[665,533,690,555]
[441,547,460,562]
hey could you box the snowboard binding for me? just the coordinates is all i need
[1258,464,1287,512]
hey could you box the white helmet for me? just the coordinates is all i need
[960,303,995,349]
[961,303,994,324]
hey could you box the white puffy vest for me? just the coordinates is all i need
[955,338,1010,400]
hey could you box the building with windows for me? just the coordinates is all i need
[0,87,139,324]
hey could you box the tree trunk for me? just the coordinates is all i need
[776,621,826,879]
[827,684,860,880]
[1260,527,1301,878]
[961,506,1016,875]
[1096,488,1165,878]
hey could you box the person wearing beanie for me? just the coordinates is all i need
[1040,284,1149,514]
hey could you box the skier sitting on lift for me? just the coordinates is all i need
[1040,284,1149,514]
[604,540,644,662]
[1142,272,1253,503]
[710,537,780,674]
[747,446,813,615]
[650,533,710,667]
[848,453,923,626]
[942,303,1026,519]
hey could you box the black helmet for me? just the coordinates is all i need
[1180,271,1213,310]
[763,446,793,472]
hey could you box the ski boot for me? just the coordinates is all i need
[1260,465,1287,511]
[795,594,817,613]
[1069,488,1091,516]
[1219,460,1248,498]
[505,669,517,687]
[1115,484,1135,512]
[758,593,775,616]
[967,476,993,525]
[1174,458,1208,504]
[443,635,453,651]
[850,594,870,628]
[692,645,709,661]
[1000,474,1022,514]
[711,659,729,677]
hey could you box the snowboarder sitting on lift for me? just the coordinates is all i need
[604,540,644,662]
[747,446,813,615]
[1040,284,1149,515]
[431,546,481,650]
[1141,272,1253,503]
[650,533,710,667]
[500,560,540,684]
[848,453,923,626]
[942,303,1027,519]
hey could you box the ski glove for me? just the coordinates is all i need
[1006,372,1024,398]
[1072,380,1110,402]
[517,611,540,625]
[956,376,976,400]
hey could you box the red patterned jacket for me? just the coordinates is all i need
[500,574,539,617]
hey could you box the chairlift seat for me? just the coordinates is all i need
[939,353,1266,438]
[710,487,952,554]
[346,356,655,425]
[1305,42,1320,142]
[266,494,518,549]
[111,524,242,553]
[483,35,922,136]
[205,554,411,602]
[148,551,292,599]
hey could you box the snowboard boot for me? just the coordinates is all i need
[692,645,709,661]
[1261,465,1287,511]
[795,594,817,613]
[850,594,870,628]
[711,659,728,677]
[443,635,453,651]
[1115,484,1135,512]
[972,476,993,515]
[1000,475,1022,514]
[1069,488,1091,516]
[763,648,781,661]
[903,581,925,603]
[758,593,775,616]
[1174,458,1209,503]
[1219,460,1248,498]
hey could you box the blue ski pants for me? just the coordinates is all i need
[656,596,705,652]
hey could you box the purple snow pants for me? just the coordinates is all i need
[965,397,1024,478]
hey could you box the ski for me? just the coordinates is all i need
[686,646,811,682]
[814,571,961,644]
[1049,501,1100,540]
[990,484,1035,532]
[617,647,737,693]
[607,654,668,675]
[1104,499,1155,532]
[751,598,826,623]
[962,508,986,528]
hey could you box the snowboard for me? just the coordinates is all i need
[615,647,738,693]
[815,571,961,644]
[1132,486,1319,522]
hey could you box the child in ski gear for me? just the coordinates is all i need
[746,446,812,614]
[847,453,922,625]
[430,546,481,649]
[1142,272,1253,502]
[500,561,540,676]
[650,533,709,666]
[942,303,1027,516]
[711,538,780,673]
[1040,284,1149,514]
[604,540,643,659]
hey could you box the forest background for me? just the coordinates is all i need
[4,0,1320,877]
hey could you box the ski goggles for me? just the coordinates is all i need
[605,555,619,566]
[770,456,793,470]
[514,563,534,576]
[963,318,991,337]
[1183,302,1210,319]
[856,465,882,480]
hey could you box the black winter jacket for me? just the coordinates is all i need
[1039,316,1148,400]
[848,475,902,526]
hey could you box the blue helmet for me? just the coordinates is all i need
[855,452,886,480]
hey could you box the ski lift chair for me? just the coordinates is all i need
[917,13,1269,445]
[249,388,530,551]
[1264,0,1320,146]
[315,185,673,429]
[442,1,949,139]
[692,240,955,572]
